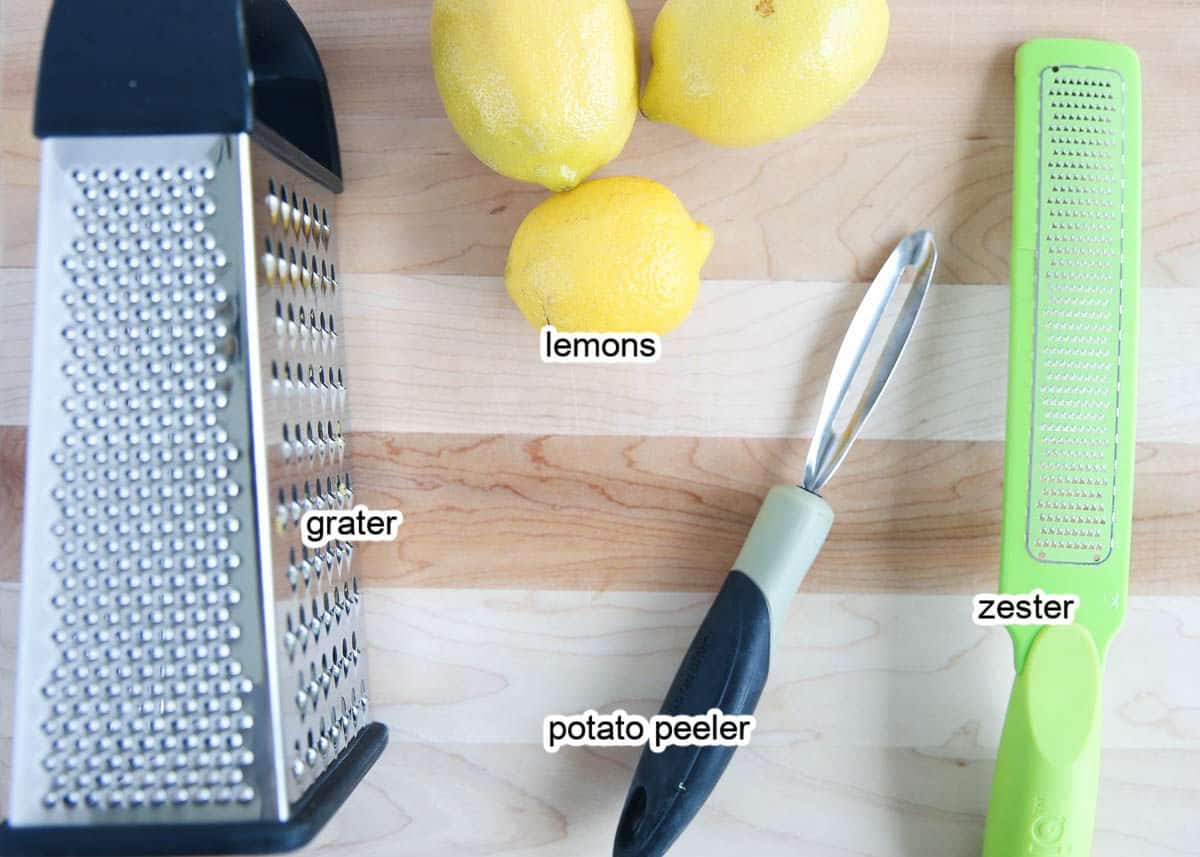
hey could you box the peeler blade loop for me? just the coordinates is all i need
[801,230,937,493]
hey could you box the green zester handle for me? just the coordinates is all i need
[982,624,1103,857]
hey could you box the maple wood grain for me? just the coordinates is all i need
[3,270,1199,443]
[2,0,1198,286]
[3,587,1200,856]
[2,427,1197,593]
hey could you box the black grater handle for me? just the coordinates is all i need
[244,0,342,185]
[34,0,341,186]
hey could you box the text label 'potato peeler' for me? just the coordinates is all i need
[1,2,387,855]
[613,230,938,857]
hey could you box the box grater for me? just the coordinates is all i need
[2,2,388,854]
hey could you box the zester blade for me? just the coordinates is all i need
[1028,65,1131,566]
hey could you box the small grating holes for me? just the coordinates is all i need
[1028,65,1127,564]
[39,158,257,812]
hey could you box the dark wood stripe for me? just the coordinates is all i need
[3,427,1197,593]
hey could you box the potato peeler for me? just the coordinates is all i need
[613,230,938,857]
[2,2,386,854]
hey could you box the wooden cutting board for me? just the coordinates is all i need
[2,1,1198,854]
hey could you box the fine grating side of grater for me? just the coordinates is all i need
[2,2,387,855]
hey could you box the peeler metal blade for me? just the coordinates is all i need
[802,229,937,494]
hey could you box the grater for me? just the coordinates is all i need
[982,39,1140,857]
[1,2,388,854]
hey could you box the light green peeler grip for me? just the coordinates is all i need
[733,486,834,652]
[983,625,1103,857]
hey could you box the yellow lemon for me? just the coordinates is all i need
[505,177,713,334]
[431,0,638,191]
[641,0,890,147]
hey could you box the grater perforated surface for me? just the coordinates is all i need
[12,135,271,826]
[1028,65,1128,565]
[248,145,370,807]
[12,133,373,829]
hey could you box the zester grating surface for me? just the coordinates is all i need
[249,145,370,806]
[1029,65,1128,564]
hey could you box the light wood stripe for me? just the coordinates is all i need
[0,739,1194,857]
[355,589,1200,750]
[4,0,1198,850]
[311,745,1200,857]
[0,269,31,426]
[3,1,1200,286]
[3,270,1198,442]
[3,586,1199,749]
[3,427,1198,593]
[3,587,1199,856]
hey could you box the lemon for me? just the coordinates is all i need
[431,0,638,191]
[505,177,713,334]
[641,0,890,147]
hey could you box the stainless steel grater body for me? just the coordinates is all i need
[10,131,374,829]
[3,2,387,853]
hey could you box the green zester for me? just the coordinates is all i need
[983,39,1141,857]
